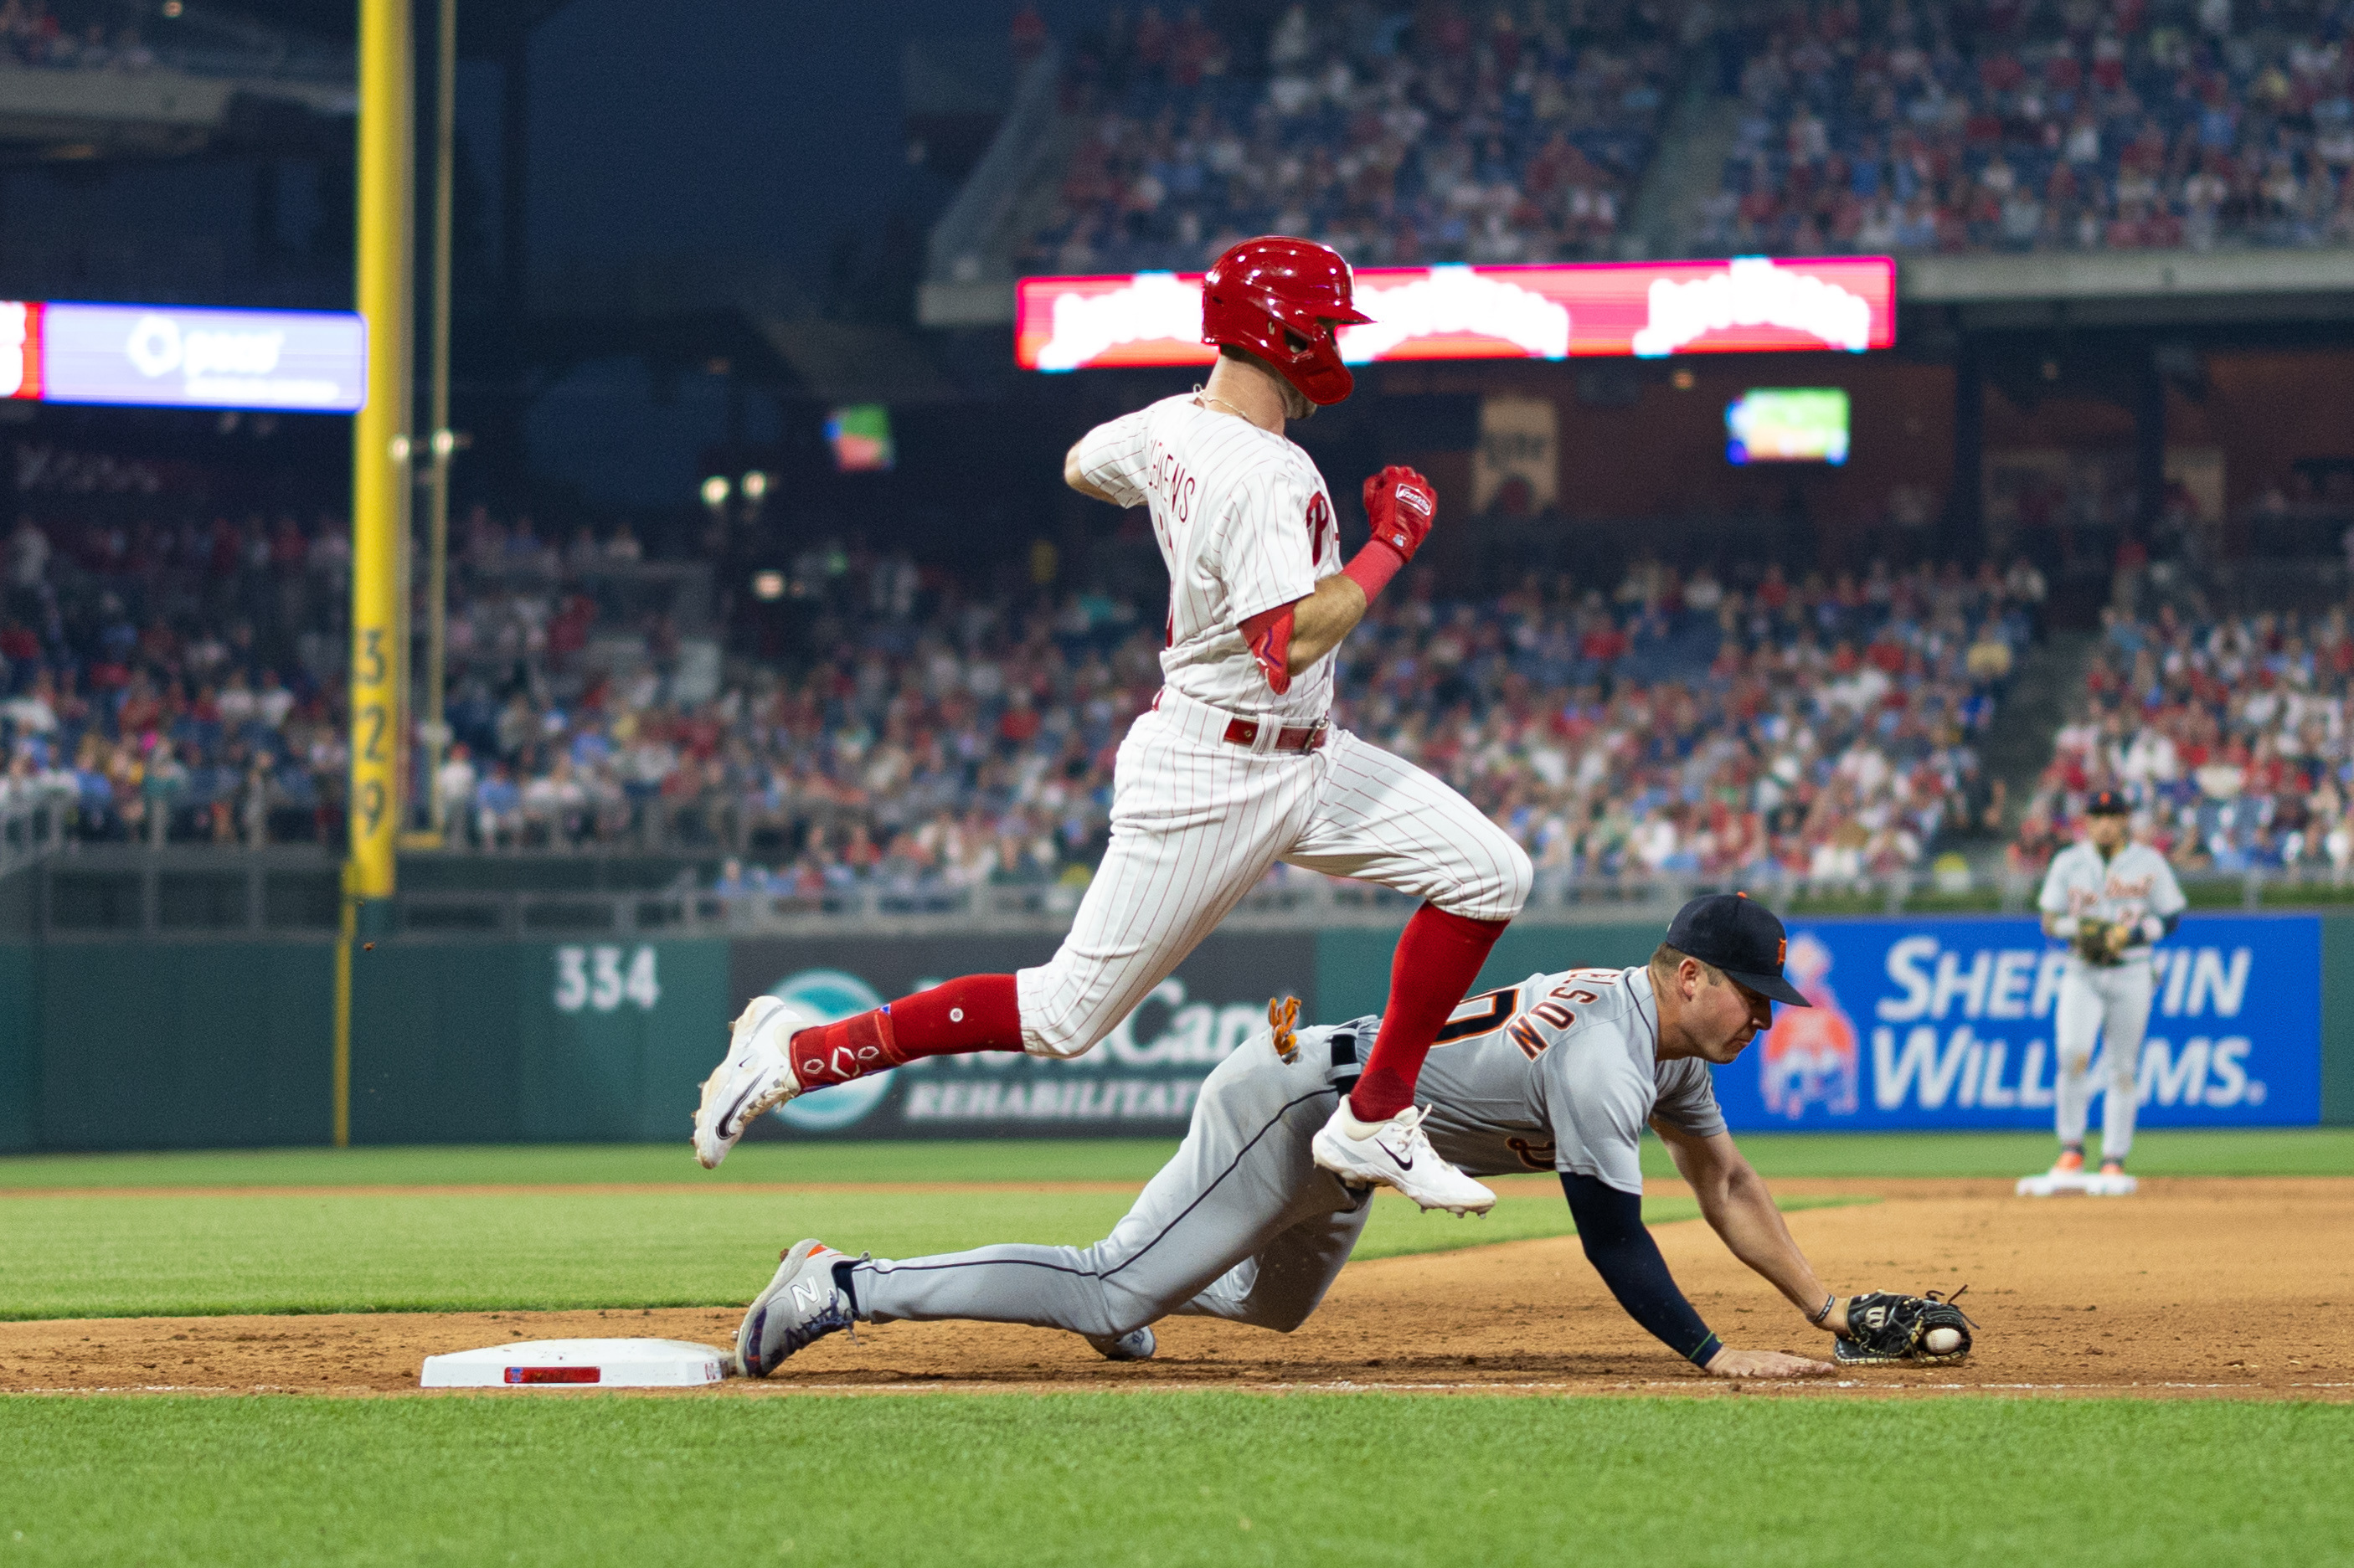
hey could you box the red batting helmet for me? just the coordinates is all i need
[1200,235,1373,406]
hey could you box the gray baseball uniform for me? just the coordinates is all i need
[848,965,1723,1342]
[2037,838,2187,1159]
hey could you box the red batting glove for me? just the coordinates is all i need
[1346,465,1436,603]
[1362,465,1436,560]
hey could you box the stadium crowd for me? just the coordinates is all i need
[1017,0,2354,273]
[0,1,157,70]
[1025,0,1687,273]
[1698,0,2354,255]
[0,470,2043,907]
[2013,594,2354,880]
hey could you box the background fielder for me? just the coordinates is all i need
[730,896,1970,1382]
[693,236,1530,1216]
[2036,788,2188,1186]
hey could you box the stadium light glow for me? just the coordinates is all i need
[1015,255,1896,372]
[699,475,732,507]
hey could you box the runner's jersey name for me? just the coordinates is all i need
[1072,394,1342,722]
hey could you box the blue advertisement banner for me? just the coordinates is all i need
[1727,914,2321,1130]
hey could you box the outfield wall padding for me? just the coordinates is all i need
[36,942,335,1151]
[0,943,35,1154]
[0,912,2346,1150]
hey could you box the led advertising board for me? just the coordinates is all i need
[1015,254,1895,373]
[0,301,366,412]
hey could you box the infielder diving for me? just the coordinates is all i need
[729,895,1973,1380]
[2033,788,2187,1189]
[693,236,1532,1217]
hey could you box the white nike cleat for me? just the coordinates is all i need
[692,996,819,1170]
[1311,1102,1496,1216]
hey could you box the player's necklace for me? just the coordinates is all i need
[1194,393,1259,424]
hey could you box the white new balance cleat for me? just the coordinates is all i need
[1311,1102,1496,1216]
[735,1238,860,1378]
[692,996,818,1170]
[1085,1326,1156,1362]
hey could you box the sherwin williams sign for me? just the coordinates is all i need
[1014,254,1896,372]
[0,301,365,411]
[1729,915,2321,1131]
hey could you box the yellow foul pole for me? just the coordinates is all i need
[342,0,415,1148]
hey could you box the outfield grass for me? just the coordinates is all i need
[0,1185,1860,1319]
[3,1126,2350,1190]
[1,1395,2346,1566]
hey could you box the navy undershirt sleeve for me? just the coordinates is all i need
[1559,1172,1718,1366]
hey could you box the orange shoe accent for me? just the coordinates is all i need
[2053,1149,2085,1174]
[2099,1159,2125,1177]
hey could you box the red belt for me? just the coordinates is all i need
[1223,717,1326,753]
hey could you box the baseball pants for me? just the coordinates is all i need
[1017,687,1531,1060]
[2054,958,2155,1159]
[851,1026,1372,1341]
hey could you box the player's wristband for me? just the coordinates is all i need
[2052,915,2079,938]
[1807,1293,1836,1327]
[1687,1331,1723,1369]
[1342,539,1406,603]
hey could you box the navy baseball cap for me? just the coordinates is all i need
[1664,892,1810,1007]
[2086,789,2130,816]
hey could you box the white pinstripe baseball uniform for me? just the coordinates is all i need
[2037,839,2187,1158]
[1014,395,1530,1059]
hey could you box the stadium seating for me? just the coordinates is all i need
[1697,0,2354,256]
[2013,593,2354,878]
[1022,0,1681,274]
[0,484,2038,909]
[1006,0,2354,270]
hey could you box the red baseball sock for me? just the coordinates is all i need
[1347,904,1509,1121]
[786,974,1022,1090]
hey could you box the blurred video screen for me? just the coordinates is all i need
[826,404,894,471]
[1725,388,1850,466]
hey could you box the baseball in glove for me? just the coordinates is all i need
[1833,1287,1977,1366]
[2071,920,2135,966]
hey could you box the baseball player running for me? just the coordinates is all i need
[730,895,1971,1380]
[693,236,1531,1216]
[2031,788,2187,1193]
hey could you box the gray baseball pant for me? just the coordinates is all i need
[2054,957,2155,1159]
[848,1027,1372,1340]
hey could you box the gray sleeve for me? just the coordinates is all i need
[1650,1061,1726,1139]
[2036,851,2072,914]
[1541,1036,1651,1196]
[2147,853,2187,918]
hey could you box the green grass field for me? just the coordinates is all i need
[4,1125,2350,1189]
[3,1129,2348,1565]
[3,1395,2349,1567]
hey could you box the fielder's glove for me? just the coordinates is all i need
[2071,920,2135,965]
[1833,1287,1977,1366]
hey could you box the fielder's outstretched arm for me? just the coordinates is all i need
[1556,1171,1829,1379]
[1651,1118,1852,1340]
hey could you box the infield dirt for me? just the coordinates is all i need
[5,1176,2348,1399]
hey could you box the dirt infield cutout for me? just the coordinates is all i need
[5,1178,2348,1400]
